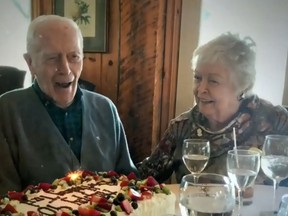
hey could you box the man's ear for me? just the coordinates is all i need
[23,53,35,76]
[23,53,31,66]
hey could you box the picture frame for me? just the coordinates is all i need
[54,0,108,53]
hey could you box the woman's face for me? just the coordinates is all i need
[193,63,240,125]
[24,21,83,108]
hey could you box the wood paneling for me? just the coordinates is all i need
[100,0,120,103]
[31,0,182,164]
[31,0,53,19]
[159,0,182,145]
[118,0,181,162]
[118,0,164,162]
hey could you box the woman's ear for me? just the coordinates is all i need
[237,92,245,101]
[237,88,248,101]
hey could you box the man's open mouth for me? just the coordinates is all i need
[55,82,73,88]
[199,99,213,104]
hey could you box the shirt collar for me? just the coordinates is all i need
[32,80,83,108]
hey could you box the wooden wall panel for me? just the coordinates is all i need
[100,0,120,103]
[151,1,166,152]
[159,0,182,144]
[78,0,120,103]
[81,54,102,92]
[80,0,120,103]
[118,0,164,163]
[31,0,53,19]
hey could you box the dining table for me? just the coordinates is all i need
[166,184,288,216]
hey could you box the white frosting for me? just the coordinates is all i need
[1,174,176,216]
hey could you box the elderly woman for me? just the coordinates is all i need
[138,33,288,184]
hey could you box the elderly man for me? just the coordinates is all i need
[0,15,137,194]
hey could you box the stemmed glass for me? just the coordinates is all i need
[226,149,260,215]
[179,173,236,216]
[182,139,210,174]
[261,135,288,214]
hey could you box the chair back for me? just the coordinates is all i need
[78,78,96,92]
[282,105,288,111]
[0,66,26,95]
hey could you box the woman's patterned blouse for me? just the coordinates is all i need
[138,95,288,184]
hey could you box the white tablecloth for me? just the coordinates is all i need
[166,184,288,216]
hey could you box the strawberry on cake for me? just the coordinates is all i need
[0,171,176,216]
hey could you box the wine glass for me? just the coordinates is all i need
[179,173,236,216]
[182,139,210,174]
[261,135,288,214]
[226,149,260,215]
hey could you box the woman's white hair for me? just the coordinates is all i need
[191,33,256,96]
[26,15,83,54]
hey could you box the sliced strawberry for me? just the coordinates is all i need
[90,195,108,205]
[27,211,39,216]
[120,180,129,188]
[78,206,101,216]
[82,170,95,178]
[38,183,52,191]
[141,191,153,199]
[146,176,159,187]
[139,185,154,191]
[93,175,100,181]
[61,176,71,183]
[60,211,71,216]
[127,188,142,201]
[127,172,137,180]
[1,203,17,213]
[95,202,112,212]
[120,199,133,214]
[107,170,118,177]
[7,191,24,201]
[23,184,40,194]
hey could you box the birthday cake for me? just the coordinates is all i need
[0,170,176,216]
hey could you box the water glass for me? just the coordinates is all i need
[227,149,260,215]
[278,194,288,216]
[261,135,288,214]
[182,139,210,174]
[179,173,236,216]
[235,146,260,206]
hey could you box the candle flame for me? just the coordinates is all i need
[67,171,82,181]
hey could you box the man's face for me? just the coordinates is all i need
[25,21,83,108]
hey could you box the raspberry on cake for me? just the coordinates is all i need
[0,171,176,216]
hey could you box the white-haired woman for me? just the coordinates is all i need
[138,33,288,184]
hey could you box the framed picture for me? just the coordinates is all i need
[54,0,108,53]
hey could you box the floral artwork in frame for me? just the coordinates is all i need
[54,0,108,53]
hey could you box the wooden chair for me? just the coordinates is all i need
[0,66,26,95]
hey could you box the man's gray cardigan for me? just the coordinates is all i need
[0,87,137,194]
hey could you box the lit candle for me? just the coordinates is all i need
[67,171,82,184]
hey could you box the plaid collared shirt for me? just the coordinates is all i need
[32,81,83,161]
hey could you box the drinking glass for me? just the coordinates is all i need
[278,194,288,216]
[182,139,210,174]
[261,135,288,214]
[227,149,260,215]
[179,173,236,216]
